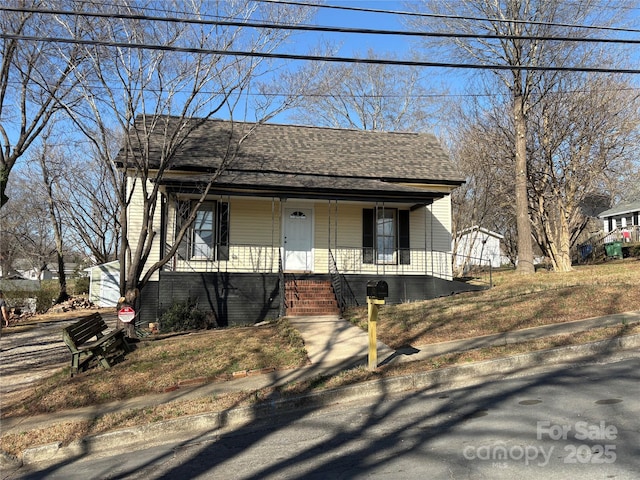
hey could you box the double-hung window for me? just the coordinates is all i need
[376,209,396,264]
[363,207,410,265]
[192,204,215,258]
[177,200,229,261]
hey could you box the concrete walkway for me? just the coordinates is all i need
[1,310,639,450]
[287,315,394,368]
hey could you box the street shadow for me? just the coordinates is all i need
[17,334,639,479]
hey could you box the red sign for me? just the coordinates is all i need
[118,306,136,323]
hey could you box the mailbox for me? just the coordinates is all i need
[367,280,388,300]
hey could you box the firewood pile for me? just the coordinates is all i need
[48,297,97,313]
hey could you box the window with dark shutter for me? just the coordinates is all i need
[192,202,216,258]
[176,200,230,261]
[377,208,396,264]
[217,202,230,261]
[362,209,375,264]
[398,210,410,265]
[362,207,410,265]
[176,200,191,260]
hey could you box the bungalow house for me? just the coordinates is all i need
[120,117,482,327]
[599,201,640,243]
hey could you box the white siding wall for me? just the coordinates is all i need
[456,231,503,268]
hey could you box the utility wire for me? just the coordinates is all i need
[253,0,640,35]
[2,32,640,74]
[2,5,640,44]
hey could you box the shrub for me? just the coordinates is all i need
[72,276,90,295]
[33,281,58,313]
[159,299,208,333]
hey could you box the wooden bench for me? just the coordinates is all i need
[62,313,131,376]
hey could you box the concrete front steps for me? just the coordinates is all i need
[285,278,341,316]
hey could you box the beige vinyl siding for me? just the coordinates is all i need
[164,194,455,278]
[333,203,364,248]
[127,177,162,282]
[429,196,452,252]
[232,198,282,246]
[313,202,328,273]
[427,196,453,279]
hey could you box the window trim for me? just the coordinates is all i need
[376,208,397,265]
[176,199,229,261]
[191,201,216,259]
[363,207,410,265]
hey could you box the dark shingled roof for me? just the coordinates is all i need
[120,116,464,201]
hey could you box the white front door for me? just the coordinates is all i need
[284,207,313,271]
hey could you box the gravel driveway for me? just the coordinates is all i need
[0,311,118,399]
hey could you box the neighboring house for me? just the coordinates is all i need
[11,259,42,281]
[119,116,483,326]
[86,261,121,307]
[599,201,640,243]
[454,226,505,269]
[10,261,81,282]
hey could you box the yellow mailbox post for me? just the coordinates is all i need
[366,280,388,371]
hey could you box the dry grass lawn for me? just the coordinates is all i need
[346,260,640,348]
[1,320,308,419]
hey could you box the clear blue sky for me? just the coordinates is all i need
[311,1,410,56]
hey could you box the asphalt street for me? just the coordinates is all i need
[7,354,639,480]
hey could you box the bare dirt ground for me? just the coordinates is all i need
[0,309,117,405]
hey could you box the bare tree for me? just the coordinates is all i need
[2,173,57,281]
[406,0,629,273]
[446,94,520,269]
[0,187,23,277]
[447,73,640,272]
[56,130,121,265]
[27,126,75,302]
[0,1,84,209]
[50,1,318,334]
[527,75,640,270]
[290,49,444,132]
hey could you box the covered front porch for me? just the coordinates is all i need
[150,195,483,325]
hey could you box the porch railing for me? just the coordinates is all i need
[328,249,360,309]
[576,226,639,263]
[330,246,454,279]
[603,226,640,244]
[168,243,280,273]
[166,243,459,281]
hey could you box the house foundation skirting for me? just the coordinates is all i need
[137,273,485,328]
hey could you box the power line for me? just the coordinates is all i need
[4,75,638,99]
[253,0,640,35]
[2,5,640,45]
[2,32,640,74]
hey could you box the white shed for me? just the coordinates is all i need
[455,226,505,269]
[87,261,121,307]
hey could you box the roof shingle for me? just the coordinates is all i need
[122,116,464,185]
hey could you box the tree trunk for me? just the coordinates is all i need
[0,166,9,209]
[513,92,535,274]
[549,213,574,272]
[55,251,69,304]
[116,287,139,338]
